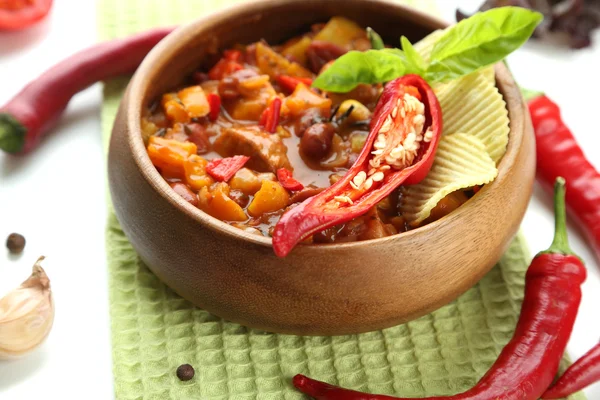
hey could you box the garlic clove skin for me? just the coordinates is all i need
[0,256,54,360]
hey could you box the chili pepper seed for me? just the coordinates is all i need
[176,364,195,381]
[6,233,26,254]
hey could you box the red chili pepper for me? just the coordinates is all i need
[206,93,221,122]
[276,75,314,93]
[294,178,587,400]
[272,75,442,257]
[205,155,250,182]
[528,94,600,265]
[259,98,282,133]
[542,342,600,399]
[0,27,174,154]
[277,168,304,191]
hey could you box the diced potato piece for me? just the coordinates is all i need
[229,168,261,195]
[247,180,290,217]
[350,132,367,153]
[163,99,190,123]
[257,172,277,183]
[255,42,313,79]
[282,83,331,117]
[178,85,210,118]
[335,100,371,123]
[184,154,214,190]
[282,36,312,65]
[229,83,276,121]
[147,136,197,175]
[238,75,271,92]
[141,118,158,141]
[314,16,366,49]
[198,183,247,222]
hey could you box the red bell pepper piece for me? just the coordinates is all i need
[276,75,314,93]
[294,178,587,400]
[276,168,304,191]
[272,74,442,257]
[259,97,282,133]
[208,56,244,80]
[205,155,249,182]
[223,49,242,62]
[206,93,221,122]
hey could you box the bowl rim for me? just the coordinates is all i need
[123,0,527,252]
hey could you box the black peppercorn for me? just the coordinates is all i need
[176,364,195,381]
[6,233,26,254]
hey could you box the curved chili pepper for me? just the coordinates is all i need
[293,178,587,400]
[0,27,174,154]
[542,342,600,399]
[276,75,314,93]
[528,94,600,265]
[272,74,442,257]
[206,93,221,122]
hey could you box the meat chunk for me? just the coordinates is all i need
[214,126,292,173]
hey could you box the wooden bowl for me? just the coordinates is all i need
[108,0,535,336]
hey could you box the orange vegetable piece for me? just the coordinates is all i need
[163,99,190,123]
[198,183,247,222]
[178,85,210,118]
[147,136,197,176]
[255,42,313,80]
[247,180,290,217]
[183,154,214,190]
[282,83,332,117]
[282,36,312,66]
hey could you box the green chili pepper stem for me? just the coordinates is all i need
[541,177,576,256]
[0,113,26,154]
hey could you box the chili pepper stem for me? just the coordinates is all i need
[541,177,575,256]
[0,114,26,154]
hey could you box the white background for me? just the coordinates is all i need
[0,1,599,399]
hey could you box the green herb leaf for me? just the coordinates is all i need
[312,50,406,92]
[400,36,427,75]
[425,7,543,82]
[367,27,385,50]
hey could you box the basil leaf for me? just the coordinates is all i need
[400,36,427,75]
[425,6,543,82]
[367,27,385,50]
[312,50,406,92]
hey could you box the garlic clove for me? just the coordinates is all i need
[0,256,54,360]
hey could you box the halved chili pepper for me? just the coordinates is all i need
[206,155,250,182]
[0,27,174,154]
[294,177,587,400]
[277,168,304,191]
[259,97,282,133]
[542,341,600,399]
[272,74,442,257]
[206,93,221,122]
[527,93,600,265]
[276,75,314,93]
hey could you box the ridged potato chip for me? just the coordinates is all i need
[400,133,498,224]
[434,71,509,163]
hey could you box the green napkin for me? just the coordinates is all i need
[99,1,585,399]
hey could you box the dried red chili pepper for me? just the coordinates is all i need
[0,27,174,154]
[206,93,221,122]
[277,168,304,191]
[272,74,441,257]
[542,342,600,399]
[528,93,600,265]
[294,178,587,400]
[276,75,314,93]
[206,155,249,182]
[259,98,282,133]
